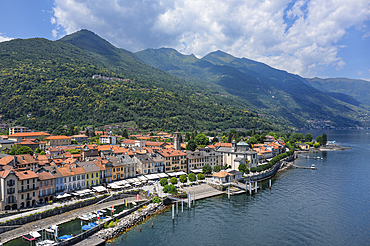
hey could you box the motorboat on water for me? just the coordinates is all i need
[311,164,316,169]
[22,231,41,242]
[78,213,96,221]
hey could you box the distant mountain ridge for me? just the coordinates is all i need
[304,77,370,107]
[135,48,370,128]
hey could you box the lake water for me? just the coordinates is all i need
[107,130,370,246]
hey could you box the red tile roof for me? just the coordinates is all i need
[9,132,50,137]
[46,135,72,140]
[15,170,38,180]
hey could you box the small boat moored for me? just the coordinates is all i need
[23,231,41,242]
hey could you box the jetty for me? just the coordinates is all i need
[292,164,317,170]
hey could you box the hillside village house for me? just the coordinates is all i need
[8,132,50,143]
[99,135,117,144]
[77,161,101,187]
[216,140,257,170]
[151,153,165,173]
[16,139,46,151]
[109,155,136,180]
[45,135,72,146]
[0,169,18,210]
[44,166,64,193]
[0,139,16,151]
[71,134,88,144]
[157,148,187,173]
[37,172,56,203]
[133,153,155,174]
[58,166,86,192]
[15,170,39,208]
[8,126,30,135]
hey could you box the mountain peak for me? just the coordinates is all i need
[58,29,117,55]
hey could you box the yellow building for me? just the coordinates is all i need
[77,161,100,187]
[45,135,72,146]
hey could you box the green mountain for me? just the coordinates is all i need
[135,49,370,128]
[304,77,370,107]
[0,30,275,132]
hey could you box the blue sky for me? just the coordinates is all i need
[1,0,369,80]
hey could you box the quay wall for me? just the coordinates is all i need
[58,200,152,246]
[246,154,295,182]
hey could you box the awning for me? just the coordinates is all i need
[92,186,107,193]
[108,184,121,189]
[125,179,135,183]
[176,171,187,176]
[157,173,168,178]
[132,178,141,182]
[138,176,148,181]
[144,174,160,180]
[166,172,177,177]
[191,169,202,174]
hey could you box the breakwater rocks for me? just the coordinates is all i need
[95,203,166,240]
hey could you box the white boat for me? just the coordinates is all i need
[311,164,316,169]
[36,239,58,246]
[78,213,95,221]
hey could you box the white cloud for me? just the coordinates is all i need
[0,33,13,42]
[358,71,364,75]
[0,36,12,42]
[52,29,58,39]
[51,0,370,77]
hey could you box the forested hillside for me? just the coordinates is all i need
[0,30,275,132]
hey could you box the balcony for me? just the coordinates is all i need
[19,186,39,193]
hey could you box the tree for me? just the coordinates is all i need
[179,175,187,184]
[7,145,34,155]
[52,125,66,136]
[186,139,197,151]
[195,134,209,146]
[316,135,323,145]
[213,165,221,172]
[35,147,42,153]
[197,173,205,180]
[163,184,177,194]
[202,164,212,174]
[247,137,257,145]
[122,129,128,139]
[221,135,228,143]
[188,173,196,182]
[321,133,327,146]
[40,151,45,155]
[152,196,161,203]
[67,125,74,136]
[238,163,247,174]
[170,177,178,185]
[160,178,168,187]
[305,133,313,142]
[223,164,229,170]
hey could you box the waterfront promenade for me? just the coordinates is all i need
[0,194,142,244]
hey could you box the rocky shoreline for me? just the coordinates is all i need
[95,202,166,241]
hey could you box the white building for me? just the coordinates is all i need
[216,140,257,170]
[99,135,117,145]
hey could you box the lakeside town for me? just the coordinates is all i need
[0,125,320,245]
